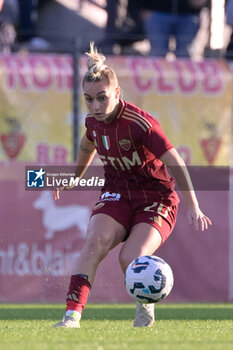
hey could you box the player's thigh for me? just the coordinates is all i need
[86,213,127,251]
[89,191,133,247]
[119,222,162,272]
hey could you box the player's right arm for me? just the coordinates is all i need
[54,133,96,200]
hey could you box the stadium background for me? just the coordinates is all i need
[0,0,233,304]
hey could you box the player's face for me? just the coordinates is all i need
[83,79,120,123]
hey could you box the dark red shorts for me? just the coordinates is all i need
[91,190,178,244]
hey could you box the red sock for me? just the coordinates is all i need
[66,275,91,315]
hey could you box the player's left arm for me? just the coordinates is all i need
[160,147,212,232]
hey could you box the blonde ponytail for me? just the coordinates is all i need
[83,42,118,87]
[86,42,107,75]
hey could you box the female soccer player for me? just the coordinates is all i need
[53,42,212,328]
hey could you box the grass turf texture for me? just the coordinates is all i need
[0,303,233,350]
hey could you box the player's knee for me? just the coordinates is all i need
[97,231,114,252]
[85,231,114,257]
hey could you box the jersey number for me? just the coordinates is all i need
[144,202,171,218]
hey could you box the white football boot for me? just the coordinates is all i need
[133,303,155,327]
[53,315,80,328]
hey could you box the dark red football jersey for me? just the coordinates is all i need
[85,99,179,205]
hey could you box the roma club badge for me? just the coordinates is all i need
[0,118,26,159]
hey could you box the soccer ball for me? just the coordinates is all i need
[125,255,174,303]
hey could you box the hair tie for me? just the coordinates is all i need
[89,64,107,74]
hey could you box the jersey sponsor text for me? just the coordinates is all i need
[99,150,142,170]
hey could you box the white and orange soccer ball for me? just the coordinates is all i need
[125,255,174,303]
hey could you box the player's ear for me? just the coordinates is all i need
[115,86,121,101]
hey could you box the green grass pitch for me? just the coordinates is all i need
[0,303,233,350]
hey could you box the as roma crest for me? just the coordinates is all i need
[119,139,131,151]
[200,136,221,165]
[0,118,26,159]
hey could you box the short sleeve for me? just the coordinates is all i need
[142,120,174,158]
[85,117,94,142]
